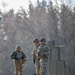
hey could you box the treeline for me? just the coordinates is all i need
[0,0,75,75]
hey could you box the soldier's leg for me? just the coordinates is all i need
[41,66,45,75]
[38,62,41,75]
[36,62,40,75]
[45,62,48,75]
[43,60,48,75]
[14,61,19,75]
[19,60,23,75]
[35,60,40,75]
[34,65,37,75]
[40,60,45,75]
[44,65,48,75]
[19,65,23,75]
[14,68,18,75]
[40,59,48,75]
[36,66,39,75]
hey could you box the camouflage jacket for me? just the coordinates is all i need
[38,44,49,59]
[10,51,26,60]
[33,46,40,62]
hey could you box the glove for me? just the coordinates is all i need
[22,58,26,64]
[33,59,35,64]
[34,73,36,75]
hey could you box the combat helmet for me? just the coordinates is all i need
[40,38,46,42]
[33,38,39,43]
[15,45,21,49]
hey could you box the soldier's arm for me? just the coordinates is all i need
[10,51,16,59]
[22,52,26,60]
[45,46,50,57]
[21,52,26,64]
[37,49,41,60]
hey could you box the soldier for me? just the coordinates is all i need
[10,45,26,75]
[38,38,49,75]
[33,39,41,75]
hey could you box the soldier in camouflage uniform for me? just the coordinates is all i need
[38,38,49,75]
[33,39,41,75]
[10,45,26,75]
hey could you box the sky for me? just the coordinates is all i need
[0,0,31,12]
[0,0,75,13]
[0,0,49,13]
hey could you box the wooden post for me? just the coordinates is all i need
[48,40,55,75]
[48,40,55,60]
[53,45,64,60]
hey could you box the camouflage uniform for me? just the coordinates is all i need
[10,45,26,75]
[38,38,49,75]
[14,59,23,75]
[33,39,41,75]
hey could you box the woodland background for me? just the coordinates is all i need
[0,0,75,75]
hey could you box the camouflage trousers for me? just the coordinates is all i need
[40,59,49,75]
[14,60,23,75]
[35,60,40,75]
